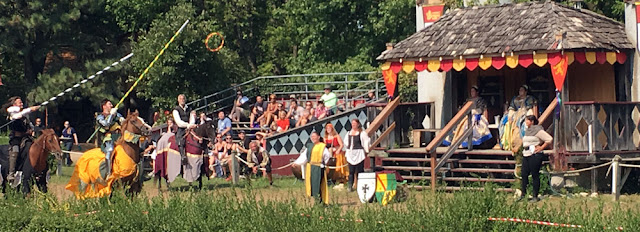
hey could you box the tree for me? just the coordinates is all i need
[127,2,249,110]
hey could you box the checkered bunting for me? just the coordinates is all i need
[267,108,369,155]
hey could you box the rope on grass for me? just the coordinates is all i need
[487,217,624,230]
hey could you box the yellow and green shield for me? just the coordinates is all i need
[375,173,397,206]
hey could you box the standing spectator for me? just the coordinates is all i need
[33,118,44,138]
[223,134,235,181]
[247,141,272,185]
[209,134,227,178]
[230,90,248,122]
[233,130,252,176]
[60,121,78,166]
[255,132,267,149]
[518,115,552,203]
[166,118,176,133]
[324,123,347,182]
[173,94,197,165]
[217,111,232,136]
[314,101,328,120]
[321,85,338,115]
[275,110,290,132]
[343,119,370,192]
[249,96,267,127]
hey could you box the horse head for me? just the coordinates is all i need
[121,111,152,137]
[195,120,216,140]
[39,129,63,161]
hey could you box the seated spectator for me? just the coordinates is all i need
[275,110,290,132]
[230,90,248,122]
[367,90,376,102]
[296,110,311,127]
[217,111,232,136]
[247,141,272,185]
[287,99,304,125]
[255,132,267,148]
[314,101,328,120]
[250,95,267,127]
[263,94,278,127]
[198,112,212,125]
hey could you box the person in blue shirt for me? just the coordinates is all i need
[217,111,232,136]
[96,99,124,175]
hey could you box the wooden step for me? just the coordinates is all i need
[455,159,515,165]
[380,166,431,171]
[408,185,515,192]
[381,157,432,162]
[402,175,515,183]
[449,168,514,173]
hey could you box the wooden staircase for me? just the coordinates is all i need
[377,147,517,191]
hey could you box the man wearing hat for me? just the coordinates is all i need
[321,85,338,115]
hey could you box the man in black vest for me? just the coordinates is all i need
[172,94,196,165]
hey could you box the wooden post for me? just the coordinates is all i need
[467,112,472,151]
[590,168,598,193]
[231,150,239,184]
[612,155,620,201]
[430,150,437,192]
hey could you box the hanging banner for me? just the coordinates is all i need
[636,2,640,52]
[422,5,445,28]
[551,54,568,91]
[382,68,397,98]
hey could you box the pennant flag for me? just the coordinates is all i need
[375,172,397,206]
[636,3,640,52]
[551,54,568,91]
[415,61,427,72]
[382,69,397,98]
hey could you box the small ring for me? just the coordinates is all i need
[205,32,224,52]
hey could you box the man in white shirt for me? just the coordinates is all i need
[172,94,196,165]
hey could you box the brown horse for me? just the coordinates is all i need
[1,129,63,195]
[110,111,151,195]
[65,111,150,198]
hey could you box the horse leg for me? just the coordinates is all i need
[21,166,33,197]
[36,170,48,193]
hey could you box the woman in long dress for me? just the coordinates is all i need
[443,86,492,148]
[324,123,347,183]
[499,84,537,151]
[343,119,370,192]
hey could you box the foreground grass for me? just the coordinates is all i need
[2,178,640,231]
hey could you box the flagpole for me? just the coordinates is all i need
[86,19,190,143]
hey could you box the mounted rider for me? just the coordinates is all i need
[96,99,124,176]
[172,94,196,165]
[3,96,40,182]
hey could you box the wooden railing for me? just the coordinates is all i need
[425,100,474,191]
[562,101,640,152]
[538,97,558,127]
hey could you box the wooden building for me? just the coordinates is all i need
[375,1,640,192]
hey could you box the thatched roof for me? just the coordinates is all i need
[377,1,633,61]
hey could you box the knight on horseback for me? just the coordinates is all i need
[96,99,124,177]
[173,94,197,165]
[3,96,40,182]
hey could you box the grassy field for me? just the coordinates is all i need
[1,166,640,231]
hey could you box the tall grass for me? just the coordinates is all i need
[1,183,639,231]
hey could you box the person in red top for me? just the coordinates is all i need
[275,110,290,132]
[324,123,347,183]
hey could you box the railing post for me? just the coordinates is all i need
[467,112,473,151]
[375,78,379,99]
[231,150,239,185]
[304,76,309,102]
[344,75,348,110]
[430,150,437,192]
[612,155,620,201]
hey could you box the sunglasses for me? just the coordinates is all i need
[225,138,232,140]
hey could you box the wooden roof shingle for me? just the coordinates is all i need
[377,1,633,61]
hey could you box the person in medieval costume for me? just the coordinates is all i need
[95,99,124,177]
[172,94,197,165]
[498,85,537,151]
[343,119,370,192]
[443,86,493,148]
[294,131,332,204]
[3,97,39,182]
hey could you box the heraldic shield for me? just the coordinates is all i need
[375,172,397,206]
[357,172,376,203]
